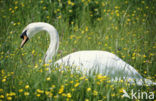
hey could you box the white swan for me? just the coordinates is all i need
[20,22,156,85]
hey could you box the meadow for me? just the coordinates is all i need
[0,0,156,101]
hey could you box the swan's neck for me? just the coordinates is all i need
[45,28,59,63]
[35,23,59,63]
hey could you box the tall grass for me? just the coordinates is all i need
[0,0,156,101]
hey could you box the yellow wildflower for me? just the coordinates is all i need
[36,89,44,93]
[93,90,98,96]
[48,92,53,97]
[14,1,18,4]
[45,68,49,71]
[71,88,75,91]
[36,94,41,97]
[24,92,29,96]
[32,50,35,54]
[40,1,43,3]
[67,93,72,98]
[54,95,58,98]
[43,64,50,67]
[7,97,12,100]
[58,86,64,94]
[43,7,46,10]
[62,93,66,96]
[96,81,100,85]
[69,10,72,13]
[81,30,84,34]
[34,64,38,68]
[2,78,6,82]
[143,54,146,58]
[25,85,29,89]
[0,89,3,92]
[48,60,52,63]
[111,93,115,97]
[18,89,23,93]
[85,26,88,32]
[9,8,12,11]
[46,16,50,19]
[14,6,18,9]
[51,85,56,88]
[70,81,74,84]
[46,77,51,81]
[45,91,53,97]
[87,88,91,92]
[9,92,16,96]
[58,15,62,19]
[80,76,86,80]
[85,99,89,101]
[74,83,80,87]
[119,88,125,93]
[120,80,123,83]
[0,95,4,99]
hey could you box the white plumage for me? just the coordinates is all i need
[20,22,156,85]
[55,51,140,77]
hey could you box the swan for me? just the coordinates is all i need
[20,22,156,85]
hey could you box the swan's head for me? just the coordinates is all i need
[20,29,29,48]
[20,22,59,63]
[20,23,43,48]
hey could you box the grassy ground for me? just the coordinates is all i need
[0,0,156,101]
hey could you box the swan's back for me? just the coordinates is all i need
[55,50,142,79]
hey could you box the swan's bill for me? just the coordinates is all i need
[20,35,29,48]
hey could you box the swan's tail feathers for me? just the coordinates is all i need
[153,82,156,85]
[112,78,156,86]
[125,64,143,79]
[144,79,156,86]
[135,79,156,86]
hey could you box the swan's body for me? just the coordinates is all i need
[55,51,140,77]
[20,22,156,85]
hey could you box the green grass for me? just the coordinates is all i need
[0,0,156,101]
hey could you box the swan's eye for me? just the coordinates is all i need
[20,30,27,39]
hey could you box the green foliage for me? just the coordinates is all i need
[0,0,156,101]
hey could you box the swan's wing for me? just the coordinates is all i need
[55,51,142,79]
[98,52,142,79]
